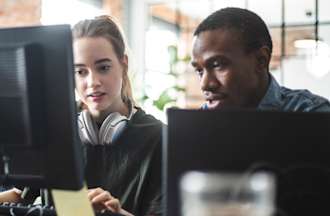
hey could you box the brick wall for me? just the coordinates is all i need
[0,0,125,28]
[0,0,41,27]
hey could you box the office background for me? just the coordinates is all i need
[1,0,329,122]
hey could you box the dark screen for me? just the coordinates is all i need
[164,109,330,216]
[0,25,84,190]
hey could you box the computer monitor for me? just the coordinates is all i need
[164,108,330,216]
[0,25,84,190]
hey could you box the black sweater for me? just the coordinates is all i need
[84,108,163,216]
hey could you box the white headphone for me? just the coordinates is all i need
[78,102,133,145]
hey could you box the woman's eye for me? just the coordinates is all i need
[98,65,111,73]
[75,68,87,76]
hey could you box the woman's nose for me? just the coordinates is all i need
[87,71,101,87]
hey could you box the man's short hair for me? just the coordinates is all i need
[194,7,273,55]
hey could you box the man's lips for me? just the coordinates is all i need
[207,99,223,109]
[205,93,227,101]
[205,94,228,109]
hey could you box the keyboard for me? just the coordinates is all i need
[0,202,55,216]
[0,202,124,216]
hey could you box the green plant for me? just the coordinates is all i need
[141,45,189,111]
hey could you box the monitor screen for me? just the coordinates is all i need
[0,25,84,190]
[164,108,330,216]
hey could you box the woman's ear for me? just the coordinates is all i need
[122,54,128,70]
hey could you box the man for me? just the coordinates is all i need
[191,7,330,111]
[189,8,330,216]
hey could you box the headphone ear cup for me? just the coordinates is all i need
[78,111,98,145]
[77,115,85,142]
[99,112,128,145]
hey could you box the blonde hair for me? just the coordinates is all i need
[72,15,135,106]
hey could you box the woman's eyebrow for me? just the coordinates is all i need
[74,63,86,67]
[95,58,112,64]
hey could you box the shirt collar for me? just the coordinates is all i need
[257,74,283,110]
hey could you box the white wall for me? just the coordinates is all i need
[282,56,330,100]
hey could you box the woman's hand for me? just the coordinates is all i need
[0,188,22,203]
[88,187,121,213]
[87,188,134,216]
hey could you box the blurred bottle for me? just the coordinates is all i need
[180,171,275,216]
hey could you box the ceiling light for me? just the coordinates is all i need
[294,39,323,49]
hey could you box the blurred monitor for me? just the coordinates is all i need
[164,108,330,216]
[0,25,84,190]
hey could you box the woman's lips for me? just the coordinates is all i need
[88,92,106,102]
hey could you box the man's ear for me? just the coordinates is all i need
[255,46,271,72]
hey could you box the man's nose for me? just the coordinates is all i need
[200,70,220,92]
[87,71,101,87]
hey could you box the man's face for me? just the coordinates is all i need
[191,28,266,109]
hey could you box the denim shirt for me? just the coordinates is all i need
[257,74,330,112]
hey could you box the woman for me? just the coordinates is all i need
[73,15,163,216]
[0,15,163,216]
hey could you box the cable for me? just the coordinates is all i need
[9,207,17,216]
[25,205,44,216]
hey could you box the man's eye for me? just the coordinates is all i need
[195,68,204,77]
[211,60,227,70]
[212,60,221,68]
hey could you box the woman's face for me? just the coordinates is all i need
[73,37,127,118]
